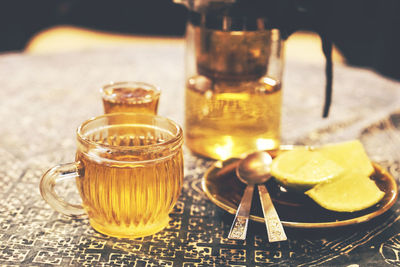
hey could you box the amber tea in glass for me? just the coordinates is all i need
[101,81,160,114]
[40,113,183,238]
[184,16,284,160]
[186,77,281,160]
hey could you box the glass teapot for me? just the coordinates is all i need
[175,0,333,160]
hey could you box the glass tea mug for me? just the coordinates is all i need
[175,0,334,160]
[40,113,184,238]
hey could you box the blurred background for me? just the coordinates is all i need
[0,0,399,80]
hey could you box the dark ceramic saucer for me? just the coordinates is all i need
[202,151,398,228]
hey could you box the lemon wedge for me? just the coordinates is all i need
[271,148,344,191]
[305,171,385,212]
[319,140,374,176]
[270,140,383,212]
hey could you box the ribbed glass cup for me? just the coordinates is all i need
[40,113,184,238]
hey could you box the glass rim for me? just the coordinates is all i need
[100,81,161,102]
[77,113,183,152]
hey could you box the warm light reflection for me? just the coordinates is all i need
[214,136,234,160]
[262,77,277,87]
[256,138,277,151]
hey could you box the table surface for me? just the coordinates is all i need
[1,39,400,266]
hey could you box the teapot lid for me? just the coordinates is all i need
[177,0,306,38]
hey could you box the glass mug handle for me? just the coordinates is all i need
[40,162,85,217]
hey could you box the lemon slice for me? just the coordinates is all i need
[271,148,344,191]
[318,140,374,176]
[305,171,385,212]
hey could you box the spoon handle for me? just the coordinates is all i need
[228,185,254,240]
[258,184,287,242]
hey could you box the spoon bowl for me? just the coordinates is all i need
[236,151,273,185]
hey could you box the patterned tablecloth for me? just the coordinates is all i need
[1,40,400,266]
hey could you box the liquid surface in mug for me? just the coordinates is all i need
[185,76,281,160]
[102,87,159,114]
[75,133,183,238]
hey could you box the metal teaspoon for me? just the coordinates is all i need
[228,151,287,242]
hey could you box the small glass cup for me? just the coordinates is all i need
[40,113,184,238]
[101,81,161,114]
